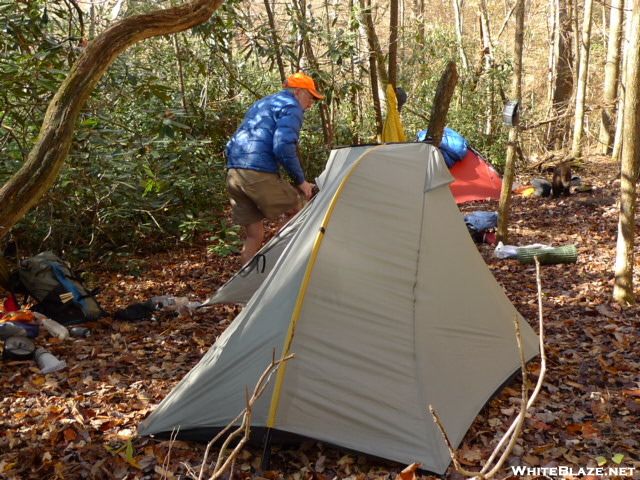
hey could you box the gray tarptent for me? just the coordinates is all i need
[138,142,539,475]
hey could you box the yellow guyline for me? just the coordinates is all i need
[266,145,385,428]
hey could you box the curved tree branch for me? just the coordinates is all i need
[0,0,224,238]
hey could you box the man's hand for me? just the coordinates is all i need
[297,181,313,200]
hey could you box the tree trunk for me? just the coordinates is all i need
[570,0,594,158]
[415,0,425,48]
[388,0,399,88]
[598,0,624,155]
[292,0,334,148]
[349,0,362,145]
[452,0,469,69]
[264,0,287,83]
[358,0,389,96]
[547,0,574,150]
[497,0,525,244]
[612,4,633,162]
[370,52,384,140]
[478,1,495,136]
[0,0,224,242]
[546,0,556,109]
[173,34,189,114]
[613,0,640,305]
[427,62,458,147]
[359,0,385,137]
[414,0,428,80]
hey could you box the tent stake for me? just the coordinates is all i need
[261,428,273,471]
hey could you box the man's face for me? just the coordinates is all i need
[300,89,317,111]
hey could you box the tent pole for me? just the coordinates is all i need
[261,427,273,471]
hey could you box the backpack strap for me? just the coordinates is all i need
[45,261,92,316]
[77,288,100,301]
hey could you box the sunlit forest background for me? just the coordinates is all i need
[0,0,620,260]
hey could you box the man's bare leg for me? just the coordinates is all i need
[240,220,264,265]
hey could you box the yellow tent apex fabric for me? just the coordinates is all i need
[381,84,407,143]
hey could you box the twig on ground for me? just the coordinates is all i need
[159,426,180,480]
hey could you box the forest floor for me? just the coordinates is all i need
[2,155,640,480]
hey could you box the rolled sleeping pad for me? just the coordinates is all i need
[518,245,578,265]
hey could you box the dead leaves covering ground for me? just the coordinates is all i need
[1,156,640,480]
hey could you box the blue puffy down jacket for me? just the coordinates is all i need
[226,89,306,185]
[416,127,469,168]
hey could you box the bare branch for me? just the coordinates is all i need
[429,406,476,476]
[192,352,295,480]
[160,426,180,480]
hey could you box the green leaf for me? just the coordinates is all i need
[80,117,100,127]
[611,453,624,464]
[124,438,142,468]
[125,439,134,462]
[595,456,608,467]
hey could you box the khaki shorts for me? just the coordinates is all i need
[227,168,301,225]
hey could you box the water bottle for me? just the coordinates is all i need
[34,348,67,374]
[149,295,174,310]
[70,326,91,338]
[41,318,70,340]
[149,296,190,311]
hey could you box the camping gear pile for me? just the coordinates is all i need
[9,252,107,326]
[1,252,105,372]
[0,306,70,372]
[1,251,203,372]
[139,142,539,475]
[495,242,578,264]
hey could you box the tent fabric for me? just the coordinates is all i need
[139,142,538,475]
[381,85,407,143]
[449,147,503,203]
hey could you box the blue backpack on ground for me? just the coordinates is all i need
[464,211,498,244]
[9,252,107,326]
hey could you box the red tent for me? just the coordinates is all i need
[449,147,502,203]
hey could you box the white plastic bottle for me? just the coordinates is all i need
[35,348,67,374]
[41,317,70,340]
